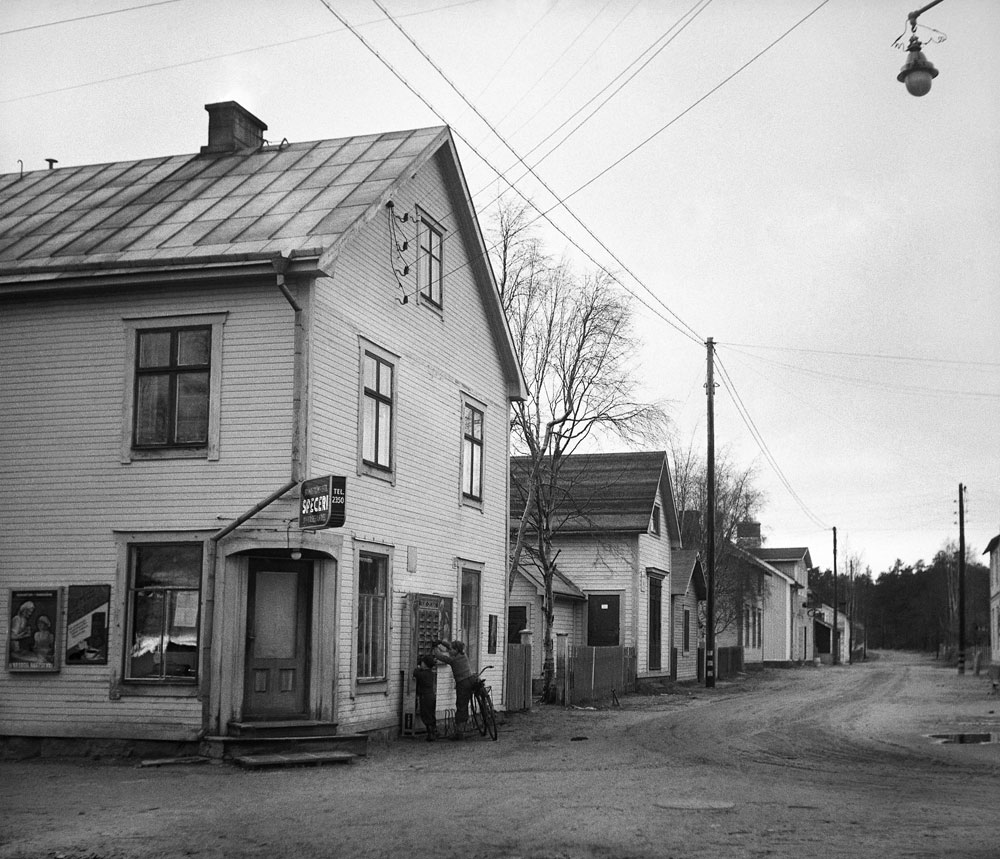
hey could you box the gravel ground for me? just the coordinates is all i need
[1,650,998,859]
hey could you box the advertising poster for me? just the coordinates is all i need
[66,585,110,665]
[8,588,61,672]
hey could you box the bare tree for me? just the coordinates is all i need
[669,439,766,636]
[488,197,668,700]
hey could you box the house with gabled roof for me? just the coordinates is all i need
[669,549,706,681]
[0,101,526,753]
[748,542,813,662]
[509,450,682,681]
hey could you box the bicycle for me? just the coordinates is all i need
[468,665,498,740]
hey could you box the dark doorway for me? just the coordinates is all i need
[648,577,662,671]
[587,594,620,647]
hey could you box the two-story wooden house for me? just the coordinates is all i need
[0,101,526,752]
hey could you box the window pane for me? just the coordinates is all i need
[363,354,377,391]
[378,360,392,398]
[175,372,209,443]
[177,328,210,366]
[363,395,376,463]
[377,401,391,466]
[470,445,481,498]
[138,331,171,369]
[135,374,171,445]
[128,590,165,678]
[359,554,386,595]
[461,569,480,672]
[462,439,473,495]
[133,544,203,588]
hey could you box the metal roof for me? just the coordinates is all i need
[0,126,447,280]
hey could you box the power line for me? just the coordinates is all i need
[714,350,828,530]
[0,0,489,103]
[549,0,833,209]
[326,0,704,348]
[0,0,182,36]
[724,341,1000,369]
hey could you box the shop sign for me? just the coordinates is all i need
[299,475,346,529]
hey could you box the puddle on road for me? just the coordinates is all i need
[927,732,1000,745]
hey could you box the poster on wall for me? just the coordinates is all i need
[8,588,61,672]
[66,585,110,665]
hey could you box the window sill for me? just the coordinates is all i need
[125,447,210,463]
[115,682,200,699]
[359,463,395,485]
[461,495,484,512]
[354,679,388,695]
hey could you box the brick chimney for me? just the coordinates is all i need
[200,101,267,154]
[736,521,762,548]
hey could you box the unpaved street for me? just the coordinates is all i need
[2,651,998,859]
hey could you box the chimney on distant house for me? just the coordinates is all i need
[201,101,267,154]
[736,521,762,548]
[681,510,703,549]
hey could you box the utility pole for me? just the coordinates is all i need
[848,559,854,665]
[832,527,838,666]
[705,337,716,688]
[958,483,966,675]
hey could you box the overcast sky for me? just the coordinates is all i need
[2,0,998,575]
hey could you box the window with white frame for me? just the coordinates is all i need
[122,314,225,462]
[359,343,395,477]
[461,401,484,503]
[357,551,388,681]
[650,504,661,535]
[125,542,202,683]
[418,212,443,307]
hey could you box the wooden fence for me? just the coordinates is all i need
[558,645,637,706]
[505,643,532,711]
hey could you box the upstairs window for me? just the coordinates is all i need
[418,213,443,308]
[650,503,661,536]
[461,402,484,502]
[134,327,211,448]
[122,314,225,462]
[362,350,394,472]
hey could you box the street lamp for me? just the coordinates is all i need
[897,35,939,96]
[896,0,946,97]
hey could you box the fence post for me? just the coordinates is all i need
[556,633,568,704]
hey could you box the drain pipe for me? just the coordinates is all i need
[273,255,305,484]
[201,256,308,738]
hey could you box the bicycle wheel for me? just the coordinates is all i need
[468,688,485,736]
[479,688,498,741]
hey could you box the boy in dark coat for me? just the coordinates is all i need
[413,654,438,741]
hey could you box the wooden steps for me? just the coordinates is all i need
[199,719,369,767]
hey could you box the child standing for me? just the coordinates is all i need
[413,654,438,742]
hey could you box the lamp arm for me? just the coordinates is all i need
[908,0,946,27]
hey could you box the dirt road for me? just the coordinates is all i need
[2,651,998,859]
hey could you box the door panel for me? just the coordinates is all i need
[244,559,311,718]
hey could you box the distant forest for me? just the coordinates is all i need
[808,543,991,653]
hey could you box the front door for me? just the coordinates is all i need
[244,558,311,718]
[648,576,662,671]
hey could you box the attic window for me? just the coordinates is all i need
[418,211,443,308]
[650,504,661,536]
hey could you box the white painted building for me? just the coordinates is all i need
[985,534,1000,664]
[0,102,526,748]
[510,451,684,681]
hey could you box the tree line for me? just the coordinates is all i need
[808,545,991,653]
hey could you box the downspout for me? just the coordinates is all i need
[200,255,307,737]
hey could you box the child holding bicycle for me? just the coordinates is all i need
[413,654,438,742]
[432,639,477,741]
